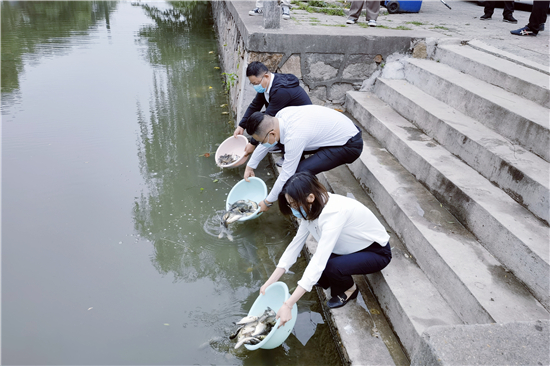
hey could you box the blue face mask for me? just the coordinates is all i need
[291,206,308,219]
[253,83,266,93]
[262,140,278,148]
[261,130,277,148]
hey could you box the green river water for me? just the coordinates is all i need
[2,1,340,364]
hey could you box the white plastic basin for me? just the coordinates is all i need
[226,177,267,222]
[215,135,249,168]
[244,281,298,350]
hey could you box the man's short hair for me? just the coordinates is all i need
[246,61,269,77]
[246,112,272,137]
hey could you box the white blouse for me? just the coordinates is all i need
[276,193,390,292]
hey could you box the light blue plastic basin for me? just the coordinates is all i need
[226,177,267,222]
[244,281,298,350]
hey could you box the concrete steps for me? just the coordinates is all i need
[434,42,550,109]
[374,78,549,225]
[339,43,550,360]
[319,165,463,358]
[347,91,549,313]
[404,58,550,161]
[466,39,550,76]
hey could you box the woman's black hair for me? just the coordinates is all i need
[278,171,329,220]
[246,61,269,77]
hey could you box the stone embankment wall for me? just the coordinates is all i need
[211,1,420,123]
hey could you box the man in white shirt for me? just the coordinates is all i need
[244,105,363,212]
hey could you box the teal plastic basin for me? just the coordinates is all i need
[244,282,298,350]
[226,177,267,222]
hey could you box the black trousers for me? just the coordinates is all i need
[296,127,363,176]
[317,242,392,297]
[484,1,514,17]
[528,1,549,30]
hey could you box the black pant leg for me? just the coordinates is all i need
[502,1,514,18]
[528,1,549,29]
[484,1,495,16]
[296,133,363,176]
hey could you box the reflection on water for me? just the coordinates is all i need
[2,1,341,364]
[1,1,117,98]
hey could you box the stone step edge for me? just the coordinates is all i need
[467,39,550,76]
[374,78,549,225]
[346,91,550,315]
[319,165,463,359]
[405,57,550,163]
[435,43,550,109]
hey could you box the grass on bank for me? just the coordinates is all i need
[291,0,346,16]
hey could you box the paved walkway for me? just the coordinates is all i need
[263,0,549,66]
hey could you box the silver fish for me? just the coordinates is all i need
[221,199,258,228]
[251,322,268,337]
[230,307,276,349]
[234,336,261,349]
[218,153,240,166]
[236,315,259,325]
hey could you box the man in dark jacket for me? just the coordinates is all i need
[234,61,311,157]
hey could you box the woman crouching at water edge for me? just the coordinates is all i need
[260,171,392,327]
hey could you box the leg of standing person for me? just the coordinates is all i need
[481,1,495,20]
[295,128,363,175]
[249,0,263,16]
[511,0,549,36]
[528,0,549,30]
[281,0,291,19]
[365,0,380,27]
[320,243,392,305]
[502,1,517,23]
[347,1,365,24]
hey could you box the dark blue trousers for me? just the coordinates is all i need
[317,242,392,297]
[296,128,363,175]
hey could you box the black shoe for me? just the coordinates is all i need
[480,14,492,20]
[539,23,545,31]
[327,288,359,309]
[503,16,517,24]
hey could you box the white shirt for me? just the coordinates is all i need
[276,193,390,292]
[264,72,275,103]
[247,105,359,203]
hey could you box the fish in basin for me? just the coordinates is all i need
[218,153,240,166]
[230,307,277,349]
[221,199,258,228]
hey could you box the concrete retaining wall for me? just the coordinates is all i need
[211,0,418,124]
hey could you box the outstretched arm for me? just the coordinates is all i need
[277,286,306,328]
